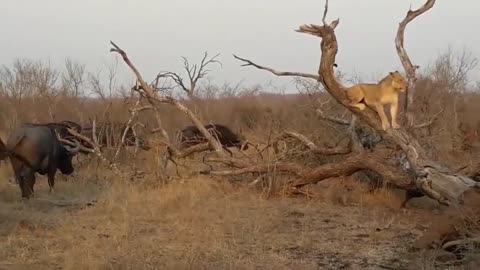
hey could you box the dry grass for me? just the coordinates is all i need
[0,162,448,270]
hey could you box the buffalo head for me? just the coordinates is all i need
[56,135,81,175]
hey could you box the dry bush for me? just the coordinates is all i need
[406,47,480,166]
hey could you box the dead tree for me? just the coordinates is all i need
[109,42,228,159]
[233,0,480,207]
[154,52,221,99]
[106,41,407,190]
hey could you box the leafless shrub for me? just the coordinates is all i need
[61,58,86,97]
[427,47,478,92]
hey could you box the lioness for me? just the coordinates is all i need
[345,71,407,130]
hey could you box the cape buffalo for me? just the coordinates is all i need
[176,124,248,154]
[81,121,151,151]
[4,124,81,198]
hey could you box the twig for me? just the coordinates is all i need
[111,98,141,163]
[128,105,154,113]
[322,0,329,26]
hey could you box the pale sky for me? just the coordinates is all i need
[1,0,479,93]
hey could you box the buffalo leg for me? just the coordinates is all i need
[18,166,35,199]
[47,170,56,194]
[28,174,36,196]
[14,168,26,198]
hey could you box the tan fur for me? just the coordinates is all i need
[345,71,407,130]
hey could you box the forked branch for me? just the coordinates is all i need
[395,0,437,124]
[156,52,221,98]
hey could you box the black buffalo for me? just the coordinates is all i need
[3,124,81,198]
[176,124,248,154]
[81,121,151,151]
[23,120,88,153]
[24,120,82,140]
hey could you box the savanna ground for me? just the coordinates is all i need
[1,47,480,269]
[0,157,452,270]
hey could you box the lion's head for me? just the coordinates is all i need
[388,71,407,92]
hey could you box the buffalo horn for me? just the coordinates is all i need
[64,139,81,156]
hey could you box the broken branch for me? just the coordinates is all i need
[202,152,412,190]
[281,131,351,155]
[322,0,329,25]
[395,0,437,125]
[316,108,350,126]
[233,54,319,80]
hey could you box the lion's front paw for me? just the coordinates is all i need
[381,122,390,131]
[392,123,400,129]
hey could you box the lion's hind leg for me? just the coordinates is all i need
[350,101,366,110]
[346,88,367,111]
